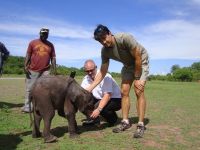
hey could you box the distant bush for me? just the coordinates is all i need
[147,61,200,82]
[3,56,121,77]
[173,67,193,82]
[4,56,199,82]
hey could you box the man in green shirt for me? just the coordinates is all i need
[87,24,149,138]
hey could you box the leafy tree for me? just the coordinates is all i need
[190,62,200,81]
[191,62,200,71]
[3,56,121,77]
[171,64,180,74]
[173,67,193,82]
[148,74,168,81]
[3,56,24,74]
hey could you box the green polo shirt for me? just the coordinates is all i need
[101,33,148,67]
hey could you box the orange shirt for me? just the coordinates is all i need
[27,39,56,72]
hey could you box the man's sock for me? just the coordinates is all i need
[122,119,129,124]
[138,121,144,126]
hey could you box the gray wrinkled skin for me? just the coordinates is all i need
[30,75,94,143]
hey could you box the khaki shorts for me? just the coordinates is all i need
[121,60,149,81]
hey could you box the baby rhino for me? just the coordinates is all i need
[30,75,94,143]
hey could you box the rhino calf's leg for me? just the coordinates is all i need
[66,113,78,138]
[42,110,57,143]
[64,99,78,138]
[32,110,42,138]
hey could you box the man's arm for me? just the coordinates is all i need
[87,62,109,92]
[130,46,146,94]
[51,57,56,75]
[130,46,142,79]
[24,53,31,73]
[97,93,111,110]
[90,93,111,118]
[0,43,9,60]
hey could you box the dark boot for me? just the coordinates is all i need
[82,117,100,126]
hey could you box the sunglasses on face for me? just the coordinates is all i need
[84,66,97,73]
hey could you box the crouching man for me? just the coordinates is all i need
[81,59,121,126]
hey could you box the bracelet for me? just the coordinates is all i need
[97,107,102,113]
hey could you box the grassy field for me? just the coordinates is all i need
[0,76,200,150]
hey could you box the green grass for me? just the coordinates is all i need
[0,77,200,150]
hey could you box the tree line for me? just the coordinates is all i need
[3,56,200,82]
[2,56,120,77]
[2,56,83,76]
[149,62,200,82]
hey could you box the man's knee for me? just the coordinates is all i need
[135,91,145,100]
[102,111,118,124]
[121,89,130,97]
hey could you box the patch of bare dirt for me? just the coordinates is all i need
[81,130,105,139]
[149,124,189,145]
[144,140,166,149]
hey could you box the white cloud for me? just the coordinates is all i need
[0,34,101,64]
[168,10,189,17]
[1,14,199,74]
[54,39,101,60]
[0,16,92,39]
[0,15,99,61]
[135,19,200,60]
[0,36,30,56]
[192,0,200,5]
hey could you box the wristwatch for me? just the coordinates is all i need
[97,107,102,113]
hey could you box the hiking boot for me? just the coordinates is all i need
[133,124,146,138]
[82,117,100,126]
[112,121,131,133]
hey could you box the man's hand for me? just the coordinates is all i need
[90,109,100,119]
[24,66,29,74]
[134,80,146,95]
[24,66,31,79]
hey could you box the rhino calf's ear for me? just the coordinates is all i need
[70,71,76,78]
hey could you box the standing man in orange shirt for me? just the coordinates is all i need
[21,28,56,113]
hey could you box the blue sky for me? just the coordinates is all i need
[0,0,200,75]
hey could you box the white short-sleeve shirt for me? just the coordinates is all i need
[81,71,121,100]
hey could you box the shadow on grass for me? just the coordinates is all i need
[0,101,23,109]
[0,134,22,150]
[0,124,108,149]
[51,126,68,138]
[50,118,150,138]
[0,131,31,150]
[130,117,150,126]
[51,123,109,138]
[0,118,150,148]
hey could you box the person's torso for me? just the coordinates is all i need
[28,39,55,72]
[81,73,121,99]
[101,33,148,66]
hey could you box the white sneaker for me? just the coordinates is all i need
[21,106,32,113]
